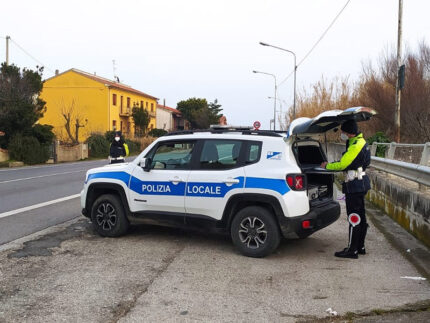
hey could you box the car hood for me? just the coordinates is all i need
[287,107,377,137]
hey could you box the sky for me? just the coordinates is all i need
[1,0,429,130]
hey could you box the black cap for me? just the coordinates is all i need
[115,131,122,136]
[341,120,358,135]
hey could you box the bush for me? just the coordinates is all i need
[148,128,168,137]
[136,136,157,151]
[31,124,55,145]
[367,131,391,157]
[125,139,140,155]
[104,130,116,143]
[9,134,50,165]
[87,133,110,157]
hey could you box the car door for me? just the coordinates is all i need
[185,139,245,221]
[128,140,195,217]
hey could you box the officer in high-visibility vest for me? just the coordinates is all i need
[109,131,128,164]
[320,119,371,259]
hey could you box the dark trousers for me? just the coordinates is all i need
[345,192,368,252]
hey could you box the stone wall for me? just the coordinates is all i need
[55,142,88,162]
[367,171,430,248]
[0,149,8,162]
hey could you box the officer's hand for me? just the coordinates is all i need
[320,161,328,169]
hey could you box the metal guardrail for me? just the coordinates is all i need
[369,142,430,188]
[370,156,430,187]
[371,142,430,166]
[327,142,430,188]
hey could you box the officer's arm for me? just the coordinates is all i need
[326,141,364,171]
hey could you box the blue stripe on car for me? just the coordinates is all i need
[86,172,289,197]
[245,177,289,195]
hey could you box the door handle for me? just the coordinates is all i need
[223,178,240,185]
[169,177,184,184]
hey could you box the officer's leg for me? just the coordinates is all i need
[357,193,368,254]
[335,193,361,258]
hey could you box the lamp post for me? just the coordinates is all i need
[268,96,288,130]
[253,70,277,130]
[259,41,297,120]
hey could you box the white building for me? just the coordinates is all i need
[156,104,188,131]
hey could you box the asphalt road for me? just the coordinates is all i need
[0,158,133,245]
[0,200,429,322]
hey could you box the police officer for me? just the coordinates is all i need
[109,131,127,164]
[320,119,371,259]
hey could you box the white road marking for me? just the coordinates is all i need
[0,194,81,219]
[0,170,86,184]
[0,161,102,172]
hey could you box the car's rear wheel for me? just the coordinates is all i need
[91,194,129,237]
[230,206,280,258]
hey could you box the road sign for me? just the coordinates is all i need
[253,121,261,130]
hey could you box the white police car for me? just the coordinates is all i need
[81,107,376,257]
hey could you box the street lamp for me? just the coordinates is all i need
[253,70,277,130]
[268,96,288,130]
[259,41,297,120]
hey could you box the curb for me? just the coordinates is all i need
[366,200,430,280]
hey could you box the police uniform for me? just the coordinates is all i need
[325,120,371,259]
[110,132,127,164]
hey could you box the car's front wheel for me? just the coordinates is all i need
[230,206,280,258]
[90,194,129,237]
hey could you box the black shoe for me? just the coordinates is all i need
[342,247,366,255]
[334,249,358,259]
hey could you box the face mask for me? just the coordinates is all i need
[341,133,349,141]
[115,137,120,142]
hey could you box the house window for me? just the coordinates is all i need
[146,102,148,108]
[112,120,117,130]
[112,94,117,106]
[127,97,130,108]
[120,121,123,132]
[120,96,123,108]
[151,103,154,112]
[140,100,143,108]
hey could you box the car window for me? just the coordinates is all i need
[199,140,242,170]
[247,142,261,164]
[151,141,194,170]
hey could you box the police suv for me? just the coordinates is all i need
[81,107,376,257]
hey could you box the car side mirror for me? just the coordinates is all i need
[140,157,152,172]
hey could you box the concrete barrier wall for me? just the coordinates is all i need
[326,142,430,248]
[367,170,430,248]
[56,142,88,162]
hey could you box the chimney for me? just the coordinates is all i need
[163,99,166,107]
[55,69,59,76]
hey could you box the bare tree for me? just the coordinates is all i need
[60,99,87,144]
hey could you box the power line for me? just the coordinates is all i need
[8,38,55,73]
[278,0,352,87]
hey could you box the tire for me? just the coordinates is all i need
[230,206,281,258]
[90,194,129,237]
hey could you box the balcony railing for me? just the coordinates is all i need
[119,107,131,117]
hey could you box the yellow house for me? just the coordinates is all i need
[40,68,158,142]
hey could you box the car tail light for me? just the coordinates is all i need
[302,220,311,229]
[286,174,306,191]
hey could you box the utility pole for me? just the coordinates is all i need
[395,0,403,143]
[273,82,277,131]
[6,35,10,65]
